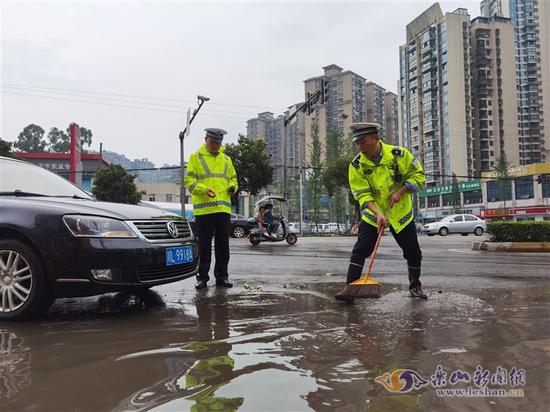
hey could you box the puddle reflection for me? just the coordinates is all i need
[0,284,548,411]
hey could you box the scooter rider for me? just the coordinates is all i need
[335,122,427,303]
[263,204,280,236]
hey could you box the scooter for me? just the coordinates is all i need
[247,195,298,246]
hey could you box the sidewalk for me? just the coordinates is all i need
[472,241,550,252]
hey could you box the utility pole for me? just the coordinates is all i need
[299,166,304,235]
[179,95,209,218]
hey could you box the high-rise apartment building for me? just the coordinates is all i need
[399,4,473,185]
[303,65,398,164]
[365,81,387,139]
[303,65,366,163]
[481,0,549,164]
[470,15,519,171]
[246,106,306,185]
[246,112,284,183]
[399,4,519,183]
[481,0,511,18]
[385,91,399,145]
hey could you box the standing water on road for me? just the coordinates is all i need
[1,277,548,411]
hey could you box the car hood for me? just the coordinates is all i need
[6,196,182,220]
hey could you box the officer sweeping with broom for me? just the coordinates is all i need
[335,123,427,303]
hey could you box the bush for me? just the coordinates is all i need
[487,221,550,242]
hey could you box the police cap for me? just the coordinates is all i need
[205,128,227,143]
[350,122,381,143]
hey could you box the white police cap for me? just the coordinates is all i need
[350,122,381,142]
[205,128,227,142]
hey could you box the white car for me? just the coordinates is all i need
[422,214,487,236]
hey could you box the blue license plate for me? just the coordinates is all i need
[166,246,193,266]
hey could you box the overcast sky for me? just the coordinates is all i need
[1,0,479,167]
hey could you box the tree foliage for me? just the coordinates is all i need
[13,123,93,153]
[494,153,512,209]
[92,165,144,204]
[224,134,273,197]
[14,124,47,152]
[0,139,13,157]
[48,127,70,153]
[321,129,354,226]
[451,173,461,212]
[306,118,323,226]
[66,124,93,149]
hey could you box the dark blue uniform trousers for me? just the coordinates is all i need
[347,219,422,290]
[195,212,230,282]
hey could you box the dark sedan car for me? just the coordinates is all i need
[188,213,251,238]
[0,156,198,320]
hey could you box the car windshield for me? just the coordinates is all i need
[0,159,93,199]
[440,216,454,222]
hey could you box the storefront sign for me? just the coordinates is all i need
[509,207,550,216]
[480,206,550,218]
[419,180,481,197]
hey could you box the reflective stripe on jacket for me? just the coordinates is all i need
[349,141,425,233]
[184,144,238,216]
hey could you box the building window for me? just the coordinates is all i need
[463,190,482,204]
[487,180,512,202]
[427,195,440,208]
[442,193,453,206]
[165,194,173,202]
[514,177,534,200]
[148,194,156,201]
[543,181,550,198]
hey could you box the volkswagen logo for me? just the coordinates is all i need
[166,221,179,238]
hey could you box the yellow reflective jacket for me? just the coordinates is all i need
[349,141,425,233]
[184,145,238,216]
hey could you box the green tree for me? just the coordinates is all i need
[14,124,47,152]
[80,126,93,147]
[47,127,70,153]
[224,134,273,196]
[306,118,323,228]
[493,153,512,211]
[0,139,13,157]
[65,124,93,150]
[322,129,354,229]
[92,165,144,204]
[450,173,461,212]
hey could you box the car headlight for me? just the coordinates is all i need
[63,215,137,238]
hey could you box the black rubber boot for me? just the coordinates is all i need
[335,293,355,303]
[408,265,427,299]
[335,262,363,303]
[346,261,363,284]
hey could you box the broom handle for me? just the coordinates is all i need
[365,206,391,278]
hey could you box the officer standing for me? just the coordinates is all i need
[185,128,238,289]
[335,123,427,303]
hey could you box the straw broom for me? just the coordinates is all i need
[342,210,390,299]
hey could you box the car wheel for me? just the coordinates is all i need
[439,227,449,236]
[285,233,298,245]
[232,226,246,238]
[0,240,54,321]
[474,227,484,236]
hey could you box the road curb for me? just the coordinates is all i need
[472,241,550,253]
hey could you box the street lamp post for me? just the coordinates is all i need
[179,95,209,217]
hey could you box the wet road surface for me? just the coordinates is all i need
[1,235,549,411]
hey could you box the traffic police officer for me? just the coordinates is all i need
[184,128,238,289]
[335,122,427,303]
